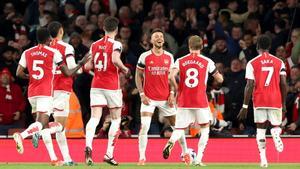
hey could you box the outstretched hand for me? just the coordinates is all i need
[79,53,91,66]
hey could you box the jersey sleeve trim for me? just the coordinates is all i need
[136,64,145,70]
[66,54,74,58]
[210,68,218,76]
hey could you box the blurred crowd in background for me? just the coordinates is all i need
[0,0,300,137]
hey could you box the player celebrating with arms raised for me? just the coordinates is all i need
[162,35,223,166]
[238,35,287,168]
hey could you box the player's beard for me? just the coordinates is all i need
[154,42,163,49]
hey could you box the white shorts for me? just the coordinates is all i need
[90,88,122,108]
[53,91,71,117]
[175,108,211,129]
[28,96,53,116]
[254,108,282,126]
[140,99,176,116]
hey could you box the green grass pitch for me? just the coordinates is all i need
[0,163,299,169]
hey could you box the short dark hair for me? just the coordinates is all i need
[257,35,272,50]
[150,28,164,37]
[103,16,119,32]
[36,27,50,44]
[47,21,62,38]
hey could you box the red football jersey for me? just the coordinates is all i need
[137,50,173,100]
[50,39,75,92]
[175,53,216,108]
[19,45,63,97]
[245,52,286,109]
[90,36,122,90]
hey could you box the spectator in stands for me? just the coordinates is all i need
[8,34,32,54]
[130,0,145,24]
[169,15,189,47]
[119,39,137,67]
[91,13,107,41]
[86,0,106,18]
[118,6,133,27]
[0,46,18,78]
[224,58,247,133]
[210,36,234,71]
[88,14,98,26]
[69,32,89,62]
[239,31,258,68]
[74,15,88,34]
[287,65,300,94]
[286,0,300,28]
[81,24,97,48]
[0,2,16,22]
[0,68,26,135]
[119,26,132,43]
[286,79,300,134]
[85,0,117,17]
[244,14,260,36]
[291,30,300,64]
[62,0,78,35]
[271,19,289,54]
[286,28,300,59]
[286,65,300,122]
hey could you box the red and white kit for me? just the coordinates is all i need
[137,50,175,116]
[89,36,123,108]
[173,53,217,128]
[50,39,76,117]
[246,52,286,125]
[19,44,63,115]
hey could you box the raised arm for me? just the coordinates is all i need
[60,53,90,76]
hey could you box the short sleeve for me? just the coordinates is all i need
[170,54,174,69]
[137,53,146,69]
[113,41,122,52]
[208,59,217,74]
[65,44,75,58]
[173,59,179,70]
[53,49,63,65]
[245,62,255,80]
[280,61,286,76]
[19,52,27,68]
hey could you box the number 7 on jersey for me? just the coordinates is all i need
[262,66,274,86]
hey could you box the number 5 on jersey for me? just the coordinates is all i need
[32,60,44,80]
[94,52,108,71]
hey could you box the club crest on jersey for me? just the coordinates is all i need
[164,59,169,65]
